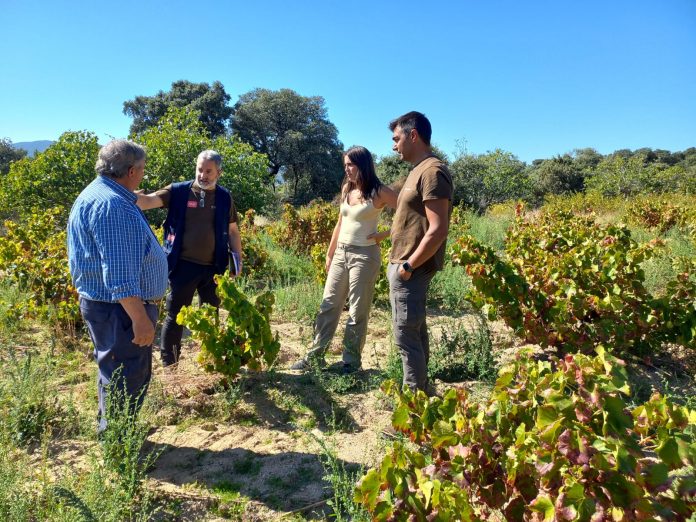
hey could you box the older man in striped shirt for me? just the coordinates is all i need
[68,139,168,432]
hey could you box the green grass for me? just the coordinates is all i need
[463,210,513,251]
[428,264,473,312]
[210,480,250,518]
[309,423,370,522]
[629,225,696,296]
[259,231,316,284]
[273,279,324,324]
[428,315,497,383]
[0,350,66,446]
[0,280,30,340]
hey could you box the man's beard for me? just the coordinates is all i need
[196,179,217,190]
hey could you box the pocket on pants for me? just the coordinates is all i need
[393,292,425,328]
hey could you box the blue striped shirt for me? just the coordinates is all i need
[67,175,168,302]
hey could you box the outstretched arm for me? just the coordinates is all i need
[135,190,164,210]
[373,185,399,210]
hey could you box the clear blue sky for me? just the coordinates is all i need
[1,0,694,162]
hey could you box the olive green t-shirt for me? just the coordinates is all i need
[389,155,453,272]
[157,183,238,266]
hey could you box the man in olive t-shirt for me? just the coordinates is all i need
[388,112,453,392]
[137,150,242,366]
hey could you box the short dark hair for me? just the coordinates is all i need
[389,111,432,146]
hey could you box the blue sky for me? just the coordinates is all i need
[1,0,694,162]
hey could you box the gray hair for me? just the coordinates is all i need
[197,149,222,170]
[95,140,146,179]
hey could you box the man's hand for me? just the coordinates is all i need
[119,296,155,347]
[131,317,156,347]
[398,264,413,281]
[325,254,333,273]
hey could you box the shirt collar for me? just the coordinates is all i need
[98,175,137,203]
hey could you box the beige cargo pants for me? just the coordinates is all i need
[305,243,381,369]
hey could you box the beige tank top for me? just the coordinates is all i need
[337,198,381,246]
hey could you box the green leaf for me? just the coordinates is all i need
[603,395,633,435]
[530,494,555,521]
[391,403,410,432]
[431,421,458,448]
[644,463,669,489]
[657,437,681,468]
[537,405,559,429]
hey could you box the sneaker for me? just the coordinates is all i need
[290,359,311,371]
[380,425,400,440]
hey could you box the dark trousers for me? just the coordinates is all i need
[80,298,158,433]
[161,259,220,365]
[388,262,435,392]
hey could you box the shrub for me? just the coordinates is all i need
[451,208,695,356]
[136,106,276,215]
[626,197,696,235]
[100,381,161,508]
[0,351,62,446]
[268,201,337,255]
[238,209,270,279]
[178,273,280,378]
[585,155,696,197]
[450,149,530,213]
[428,315,497,383]
[356,349,696,521]
[0,207,80,328]
[1,131,99,222]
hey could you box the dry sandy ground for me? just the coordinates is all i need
[41,309,525,521]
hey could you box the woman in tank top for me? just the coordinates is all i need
[291,146,397,374]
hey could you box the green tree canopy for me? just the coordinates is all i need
[528,154,586,203]
[0,138,27,176]
[2,131,99,222]
[585,154,695,197]
[375,154,411,186]
[231,88,344,204]
[451,149,529,213]
[136,107,275,215]
[376,146,449,188]
[123,80,233,137]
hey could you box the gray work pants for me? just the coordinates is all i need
[306,243,381,368]
[388,262,435,391]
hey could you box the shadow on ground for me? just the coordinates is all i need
[147,441,362,515]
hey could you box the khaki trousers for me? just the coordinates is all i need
[305,243,381,368]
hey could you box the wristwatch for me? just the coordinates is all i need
[402,261,414,273]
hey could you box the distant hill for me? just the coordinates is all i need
[13,140,54,157]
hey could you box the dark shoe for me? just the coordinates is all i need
[341,364,359,375]
[290,358,325,372]
[425,381,442,399]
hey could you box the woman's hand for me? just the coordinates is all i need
[367,230,390,244]
[325,254,333,273]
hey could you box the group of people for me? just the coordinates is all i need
[67,111,452,431]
